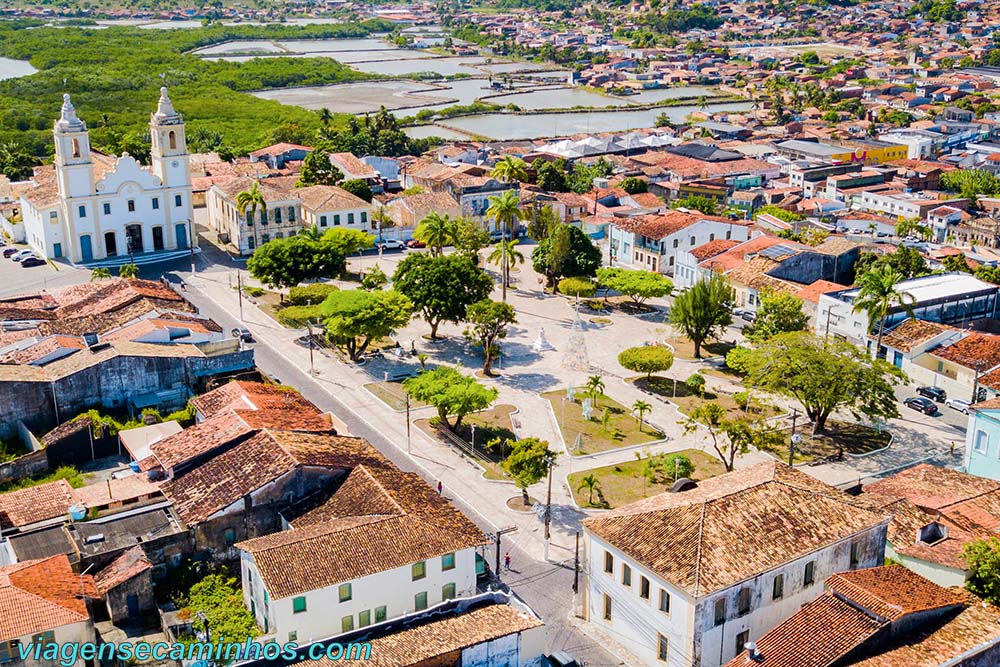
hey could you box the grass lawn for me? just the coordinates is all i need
[764,420,892,464]
[568,449,726,509]
[245,289,284,323]
[634,376,781,421]
[665,336,735,360]
[415,405,518,481]
[363,381,427,411]
[541,389,664,456]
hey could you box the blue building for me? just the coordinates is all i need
[964,399,1000,481]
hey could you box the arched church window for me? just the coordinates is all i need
[71,139,80,158]
[168,131,177,150]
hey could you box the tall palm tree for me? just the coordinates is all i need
[299,224,322,241]
[236,181,266,253]
[852,265,915,359]
[632,400,651,433]
[118,263,139,279]
[414,212,457,257]
[487,239,524,287]
[490,155,527,184]
[577,474,601,506]
[318,107,333,127]
[586,374,605,405]
[90,267,112,281]
[485,190,523,301]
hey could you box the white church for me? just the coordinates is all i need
[20,88,194,264]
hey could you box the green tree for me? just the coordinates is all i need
[596,267,673,305]
[669,274,734,358]
[321,289,412,362]
[683,403,781,472]
[491,154,528,184]
[485,190,524,298]
[939,169,1000,201]
[753,205,805,223]
[534,159,569,192]
[503,437,556,505]
[632,400,652,432]
[118,264,139,279]
[725,346,752,374]
[463,299,517,376]
[558,276,597,298]
[577,473,601,505]
[321,227,375,256]
[532,224,601,288]
[619,176,648,194]
[393,253,493,339]
[852,265,915,358]
[618,345,674,379]
[744,291,809,343]
[454,217,491,256]
[942,254,972,273]
[247,235,346,291]
[0,141,38,181]
[361,265,388,291]
[235,182,267,235]
[90,267,112,281]
[525,203,560,242]
[296,147,343,187]
[414,212,458,257]
[488,239,525,287]
[672,194,718,215]
[975,265,1000,284]
[685,372,706,397]
[963,537,1000,605]
[340,178,373,203]
[747,332,906,433]
[586,374,606,403]
[896,218,932,240]
[404,366,498,433]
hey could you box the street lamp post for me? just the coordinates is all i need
[544,454,554,540]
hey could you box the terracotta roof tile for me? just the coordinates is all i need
[878,319,956,352]
[932,332,1000,370]
[93,546,152,594]
[584,461,888,597]
[797,279,848,304]
[690,239,741,261]
[0,481,80,530]
[0,555,95,642]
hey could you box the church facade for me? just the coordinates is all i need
[20,88,193,264]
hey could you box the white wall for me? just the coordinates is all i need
[243,547,478,643]
[15,619,95,667]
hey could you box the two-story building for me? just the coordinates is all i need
[582,461,889,667]
[965,398,1000,482]
[236,463,488,643]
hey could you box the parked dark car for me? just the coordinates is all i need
[2,248,19,258]
[916,386,947,402]
[740,310,757,322]
[546,652,580,667]
[231,326,253,343]
[904,396,938,415]
[406,239,426,248]
[19,257,45,267]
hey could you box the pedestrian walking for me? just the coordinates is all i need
[504,553,511,571]
[437,480,443,494]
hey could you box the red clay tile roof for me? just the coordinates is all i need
[93,546,152,595]
[878,319,956,352]
[863,463,999,512]
[612,210,722,239]
[690,239,741,261]
[797,279,848,304]
[932,332,1000,370]
[72,475,162,509]
[699,235,801,273]
[237,464,488,599]
[185,381,335,435]
[825,566,963,621]
[0,555,96,642]
[0,480,80,530]
[149,410,256,472]
[584,461,888,597]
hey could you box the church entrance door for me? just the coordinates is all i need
[152,226,164,252]
[126,224,144,254]
[104,232,118,257]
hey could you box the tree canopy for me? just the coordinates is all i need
[503,437,557,503]
[463,299,517,376]
[618,345,674,379]
[320,289,412,362]
[340,178,373,203]
[321,228,375,256]
[746,331,906,433]
[403,366,498,432]
[393,253,493,338]
[744,291,809,343]
[963,537,1000,605]
[296,147,343,187]
[669,274,734,358]
[596,267,673,305]
[532,224,602,288]
[247,235,346,290]
[683,403,783,472]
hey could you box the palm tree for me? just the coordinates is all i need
[318,107,333,127]
[485,190,523,301]
[632,400,652,433]
[586,374,605,405]
[490,155,527,184]
[90,267,112,281]
[577,474,601,505]
[118,263,139,279]
[487,239,524,287]
[236,181,267,253]
[851,265,915,359]
[414,211,457,257]
[299,224,322,241]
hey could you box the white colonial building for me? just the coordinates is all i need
[582,462,889,667]
[20,89,193,264]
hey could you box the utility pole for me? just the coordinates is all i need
[307,320,315,376]
[188,218,196,275]
[237,272,244,322]
[405,394,411,454]
[494,526,517,579]
[789,408,799,467]
[573,531,580,594]
[544,455,554,540]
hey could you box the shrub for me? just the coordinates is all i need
[276,304,323,327]
[618,345,674,379]
[685,372,706,396]
[243,286,264,298]
[725,346,752,374]
[734,390,750,409]
[663,453,695,479]
[558,276,597,298]
[288,283,338,306]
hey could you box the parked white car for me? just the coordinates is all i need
[11,249,35,262]
[945,397,972,414]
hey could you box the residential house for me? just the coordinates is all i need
[860,464,1000,587]
[249,143,311,169]
[236,462,488,642]
[383,190,462,233]
[295,185,372,235]
[724,565,1000,667]
[0,555,97,667]
[582,461,889,667]
[329,152,381,192]
[608,210,751,275]
[964,398,1000,482]
[206,176,302,254]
